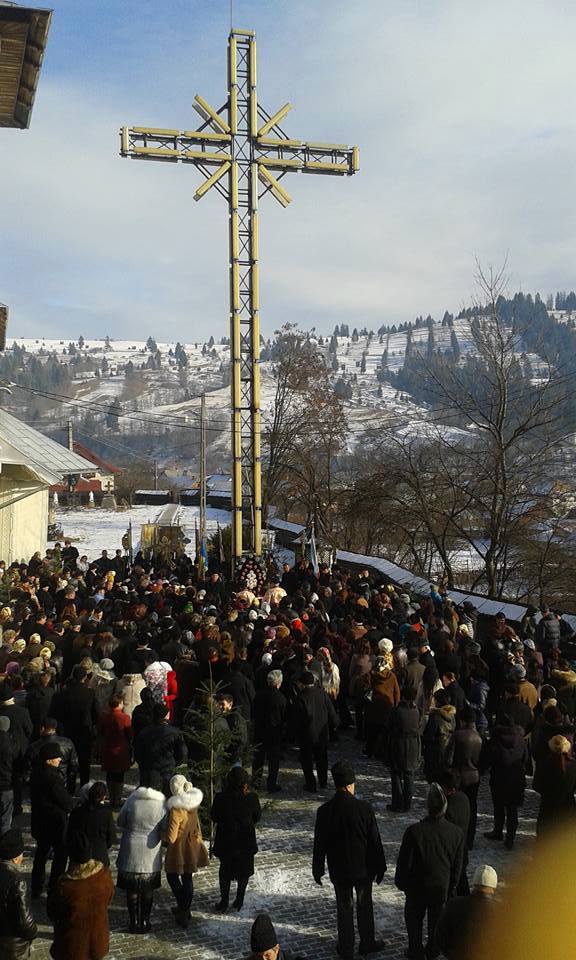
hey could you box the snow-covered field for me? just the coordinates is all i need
[50,504,232,558]
[50,503,295,567]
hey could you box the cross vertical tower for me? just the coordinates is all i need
[120,28,359,566]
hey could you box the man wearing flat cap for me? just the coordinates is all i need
[313,760,386,959]
[0,827,37,958]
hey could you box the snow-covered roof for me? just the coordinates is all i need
[0,409,95,483]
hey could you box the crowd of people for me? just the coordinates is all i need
[0,538,575,960]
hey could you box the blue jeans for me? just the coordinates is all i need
[167,872,193,911]
[0,789,13,833]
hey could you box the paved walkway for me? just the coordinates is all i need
[26,731,538,960]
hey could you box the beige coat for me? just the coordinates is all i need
[163,788,209,875]
[119,674,146,717]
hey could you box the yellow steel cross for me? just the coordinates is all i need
[120,28,359,565]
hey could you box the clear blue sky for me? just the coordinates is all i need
[3,0,576,341]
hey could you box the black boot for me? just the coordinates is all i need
[233,877,248,911]
[141,892,153,932]
[127,894,138,934]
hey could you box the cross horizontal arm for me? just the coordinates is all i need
[256,138,359,176]
[120,126,231,165]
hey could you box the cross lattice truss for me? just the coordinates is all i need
[120,28,359,565]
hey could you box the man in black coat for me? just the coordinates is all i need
[294,671,338,792]
[439,770,471,895]
[24,717,79,794]
[395,782,464,960]
[387,699,421,812]
[50,664,98,785]
[30,742,74,898]
[0,716,15,833]
[0,682,33,817]
[450,706,482,848]
[0,828,38,959]
[133,701,188,795]
[313,761,386,960]
[252,669,287,792]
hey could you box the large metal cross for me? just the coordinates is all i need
[120,28,359,565]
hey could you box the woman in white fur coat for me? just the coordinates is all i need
[163,774,209,928]
[116,771,166,933]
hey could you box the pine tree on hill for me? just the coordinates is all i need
[450,329,460,361]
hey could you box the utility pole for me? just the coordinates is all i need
[153,459,158,491]
[67,419,73,451]
[199,392,207,553]
[120,28,359,566]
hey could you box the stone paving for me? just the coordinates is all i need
[25,730,539,960]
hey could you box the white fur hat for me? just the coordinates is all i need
[472,864,498,890]
[170,774,195,796]
[378,638,394,654]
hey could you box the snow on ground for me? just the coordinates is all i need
[50,504,233,558]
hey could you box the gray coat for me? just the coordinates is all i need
[116,786,166,876]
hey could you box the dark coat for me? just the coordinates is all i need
[67,801,117,867]
[444,680,467,712]
[130,701,154,740]
[486,724,528,806]
[0,729,15,792]
[24,734,79,789]
[422,705,456,782]
[402,661,426,702]
[30,765,74,842]
[133,720,187,780]
[445,792,470,849]
[313,790,386,884]
[51,683,98,746]
[0,702,32,760]
[532,718,574,770]
[497,697,533,735]
[450,727,482,787]
[211,788,262,878]
[294,686,338,746]
[395,815,464,898]
[48,861,114,960]
[252,686,287,748]
[0,861,37,960]
[388,701,421,772]
[25,684,54,735]
[533,754,576,833]
[536,614,561,651]
[224,670,255,722]
[435,892,495,960]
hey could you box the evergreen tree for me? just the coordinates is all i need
[351,328,359,342]
[450,329,460,361]
[78,335,85,349]
[107,399,122,431]
[426,325,436,359]
[146,336,157,352]
[183,680,247,840]
[360,352,367,373]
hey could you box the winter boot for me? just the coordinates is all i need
[127,895,138,934]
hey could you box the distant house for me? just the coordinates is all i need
[0,408,94,562]
[180,473,232,507]
[49,441,121,499]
